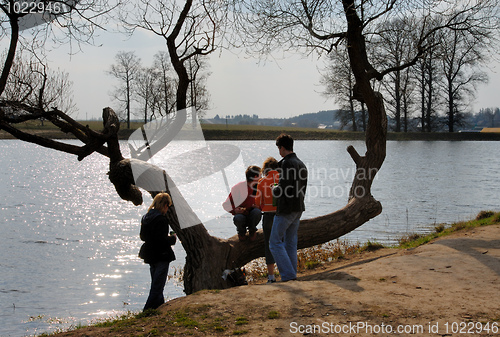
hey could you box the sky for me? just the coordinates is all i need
[4,22,500,121]
[45,28,335,121]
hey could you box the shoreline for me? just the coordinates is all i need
[1,126,500,141]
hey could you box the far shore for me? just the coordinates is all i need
[1,122,500,141]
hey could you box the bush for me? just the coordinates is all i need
[476,210,494,220]
[361,240,385,252]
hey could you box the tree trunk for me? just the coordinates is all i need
[420,62,426,132]
[126,75,131,129]
[166,0,192,113]
[0,15,19,96]
[447,81,454,132]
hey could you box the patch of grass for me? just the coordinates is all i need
[233,329,249,335]
[398,233,430,248]
[398,211,500,249]
[173,311,199,328]
[209,317,227,332]
[305,260,321,269]
[245,239,364,282]
[268,311,280,319]
[214,325,227,332]
[135,308,161,319]
[360,240,385,252]
[146,328,160,335]
[476,210,495,220]
[235,316,249,325]
[93,312,136,328]
[434,224,445,233]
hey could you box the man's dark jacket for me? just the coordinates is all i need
[138,209,176,264]
[274,152,308,215]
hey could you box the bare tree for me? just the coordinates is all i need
[135,66,160,123]
[0,0,115,97]
[186,54,211,121]
[1,50,76,116]
[437,19,490,132]
[152,51,176,116]
[120,0,221,112]
[140,51,211,123]
[0,0,117,146]
[230,0,500,255]
[373,17,417,132]
[414,46,440,132]
[320,46,365,131]
[108,51,142,128]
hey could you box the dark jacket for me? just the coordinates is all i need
[273,153,308,215]
[138,209,176,264]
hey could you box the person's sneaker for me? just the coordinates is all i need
[238,233,247,242]
[266,278,276,284]
[249,231,257,241]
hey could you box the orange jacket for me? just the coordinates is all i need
[255,170,279,213]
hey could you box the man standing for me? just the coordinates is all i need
[269,134,307,282]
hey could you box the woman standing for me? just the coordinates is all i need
[255,157,280,283]
[138,192,177,311]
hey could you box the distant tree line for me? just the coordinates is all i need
[321,14,496,133]
[473,107,500,128]
[208,108,500,131]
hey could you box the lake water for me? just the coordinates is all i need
[1,139,499,336]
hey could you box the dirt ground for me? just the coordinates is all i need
[57,224,500,337]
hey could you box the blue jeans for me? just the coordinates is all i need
[233,208,261,235]
[143,260,170,311]
[269,211,302,281]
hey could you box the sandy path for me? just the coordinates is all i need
[57,224,500,336]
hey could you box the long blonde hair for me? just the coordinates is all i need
[148,192,173,212]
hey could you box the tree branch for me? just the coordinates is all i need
[0,119,87,156]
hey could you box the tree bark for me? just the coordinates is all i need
[0,14,19,96]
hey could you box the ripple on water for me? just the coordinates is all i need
[1,140,499,336]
